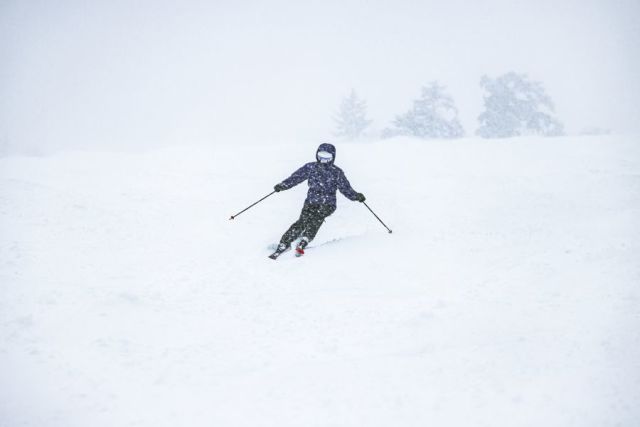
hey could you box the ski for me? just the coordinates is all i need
[268,237,354,259]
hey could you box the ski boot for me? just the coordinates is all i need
[295,238,309,257]
[268,243,290,260]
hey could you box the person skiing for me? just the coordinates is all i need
[269,143,365,259]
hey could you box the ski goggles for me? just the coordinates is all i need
[317,151,333,163]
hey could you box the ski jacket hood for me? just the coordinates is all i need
[316,143,336,164]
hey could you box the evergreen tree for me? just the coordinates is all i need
[384,82,464,139]
[333,90,372,140]
[477,72,564,138]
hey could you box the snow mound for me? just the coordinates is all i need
[1,135,639,426]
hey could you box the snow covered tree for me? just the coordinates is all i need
[477,72,564,138]
[333,90,372,140]
[384,82,464,139]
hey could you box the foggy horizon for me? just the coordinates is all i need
[1,0,639,152]
[2,2,640,425]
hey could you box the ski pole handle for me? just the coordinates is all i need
[230,191,276,220]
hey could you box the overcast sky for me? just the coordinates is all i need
[1,0,639,151]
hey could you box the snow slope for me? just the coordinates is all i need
[1,135,639,426]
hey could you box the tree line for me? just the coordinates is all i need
[334,72,564,140]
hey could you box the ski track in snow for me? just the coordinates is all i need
[1,136,639,426]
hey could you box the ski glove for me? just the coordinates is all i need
[356,193,366,202]
[274,183,285,192]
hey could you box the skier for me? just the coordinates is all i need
[269,143,365,259]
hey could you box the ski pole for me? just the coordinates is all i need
[229,191,276,220]
[363,201,393,233]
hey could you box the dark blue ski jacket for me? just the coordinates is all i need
[278,143,359,207]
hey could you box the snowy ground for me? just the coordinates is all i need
[1,135,639,426]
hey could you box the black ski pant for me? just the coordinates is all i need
[280,203,336,247]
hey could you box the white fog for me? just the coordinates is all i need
[1,0,639,152]
[1,2,639,427]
